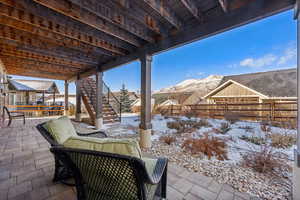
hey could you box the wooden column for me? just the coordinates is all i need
[75,75,82,122]
[95,71,103,129]
[139,53,152,148]
[64,80,69,116]
[293,1,300,198]
[53,91,55,105]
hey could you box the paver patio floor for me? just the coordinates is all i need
[0,118,252,200]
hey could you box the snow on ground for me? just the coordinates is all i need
[103,114,296,163]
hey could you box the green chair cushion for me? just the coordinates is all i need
[63,136,142,158]
[44,116,77,144]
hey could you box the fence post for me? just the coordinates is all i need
[271,102,275,121]
[171,104,173,116]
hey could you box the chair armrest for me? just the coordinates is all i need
[76,130,107,138]
[144,158,168,185]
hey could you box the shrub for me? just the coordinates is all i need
[167,121,183,132]
[241,145,286,173]
[240,135,266,145]
[224,112,240,124]
[214,122,231,134]
[185,110,198,119]
[239,126,254,133]
[270,133,296,149]
[167,119,211,134]
[260,124,271,133]
[159,136,176,145]
[182,134,228,160]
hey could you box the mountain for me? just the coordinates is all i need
[156,75,224,94]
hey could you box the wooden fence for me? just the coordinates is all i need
[157,102,297,122]
[6,105,64,117]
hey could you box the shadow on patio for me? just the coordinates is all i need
[0,118,252,200]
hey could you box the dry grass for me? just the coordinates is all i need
[238,125,254,133]
[270,133,296,149]
[166,119,211,134]
[260,124,271,133]
[159,136,176,145]
[182,134,228,160]
[241,145,287,173]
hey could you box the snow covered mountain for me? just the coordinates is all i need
[156,75,223,94]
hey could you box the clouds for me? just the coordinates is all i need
[237,45,296,69]
[240,54,277,68]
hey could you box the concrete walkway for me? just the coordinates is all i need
[0,119,252,200]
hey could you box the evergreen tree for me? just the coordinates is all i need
[120,84,132,112]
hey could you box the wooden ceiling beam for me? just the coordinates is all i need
[0,1,128,56]
[32,0,145,47]
[179,0,203,20]
[69,0,293,82]
[67,0,155,43]
[0,15,115,58]
[0,44,94,70]
[0,25,102,64]
[108,0,168,36]
[137,0,182,29]
[6,67,67,80]
[0,56,80,74]
[218,0,229,12]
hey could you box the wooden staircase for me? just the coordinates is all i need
[79,78,121,124]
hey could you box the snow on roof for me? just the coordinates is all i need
[131,98,155,107]
[158,99,179,107]
[8,79,59,93]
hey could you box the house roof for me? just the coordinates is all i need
[158,99,179,107]
[8,79,60,93]
[206,68,297,98]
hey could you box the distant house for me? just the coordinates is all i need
[204,69,297,104]
[7,79,59,105]
[131,98,155,113]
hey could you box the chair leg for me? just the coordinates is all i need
[161,162,168,199]
[7,118,12,127]
[23,116,25,125]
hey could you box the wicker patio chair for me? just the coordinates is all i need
[36,122,107,185]
[50,146,168,200]
[3,106,25,127]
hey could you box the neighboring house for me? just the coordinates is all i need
[204,69,297,104]
[7,79,60,105]
[157,99,179,108]
[131,98,155,113]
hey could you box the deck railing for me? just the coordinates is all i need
[6,104,64,117]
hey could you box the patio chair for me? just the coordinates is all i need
[50,146,168,200]
[36,121,107,185]
[3,106,25,127]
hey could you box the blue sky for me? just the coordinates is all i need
[12,10,296,94]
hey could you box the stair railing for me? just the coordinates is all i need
[103,81,122,122]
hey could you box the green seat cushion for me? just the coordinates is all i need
[63,136,142,158]
[44,116,77,144]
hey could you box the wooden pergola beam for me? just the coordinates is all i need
[0,1,128,56]
[138,0,182,29]
[32,0,145,47]
[179,0,202,20]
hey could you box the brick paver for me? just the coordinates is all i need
[0,118,254,200]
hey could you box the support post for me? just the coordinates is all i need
[294,1,300,199]
[64,80,69,116]
[53,91,56,105]
[75,75,82,122]
[95,71,103,130]
[139,54,152,148]
[42,92,45,104]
